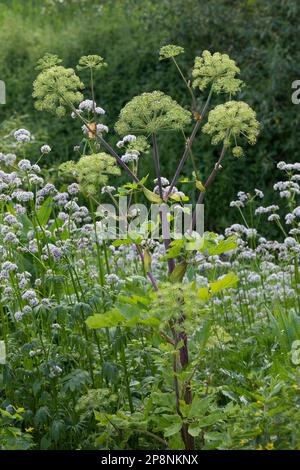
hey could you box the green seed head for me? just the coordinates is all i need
[115,90,191,135]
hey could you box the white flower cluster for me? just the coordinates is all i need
[73,99,105,116]
[14,128,33,143]
[116,134,136,148]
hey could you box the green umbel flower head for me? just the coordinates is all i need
[77,55,107,71]
[159,44,184,60]
[36,53,63,70]
[115,91,191,135]
[192,50,243,94]
[60,153,120,195]
[202,101,260,155]
[33,65,84,117]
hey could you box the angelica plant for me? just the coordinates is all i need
[30,46,260,450]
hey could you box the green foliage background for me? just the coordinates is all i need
[0,0,299,230]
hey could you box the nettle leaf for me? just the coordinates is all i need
[197,273,238,302]
[209,272,239,294]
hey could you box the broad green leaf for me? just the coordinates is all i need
[164,419,182,437]
[207,236,237,255]
[86,310,126,329]
[195,412,224,428]
[186,237,205,252]
[112,239,135,247]
[188,423,202,437]
[169,261,187,283]
[198,287,210,301]
[209,272,239,294]
[189,396,214,419]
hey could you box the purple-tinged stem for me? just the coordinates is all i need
[165,87,213,199]
[151,134,175,274]
[190,141,228,231]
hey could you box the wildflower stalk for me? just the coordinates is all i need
[171,56,197,111]
[65,100,140,183]
[191,137,228,231]
[165,86,213,199]
[119,332,134,413]
[89,197,105,286]
[152,133,175,273]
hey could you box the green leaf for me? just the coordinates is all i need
[207,236,237,255]
[188,423,202,437]
[209,272,239,294]
[169,261,187,283]
[37,196,53,227]
[189,396,214,418]
[112,239,135,247]
[195,179,206,192]
[86,310,126,329]
[197,287,210,301]
[164,419,182,437]
[169,193,189,202]
[142,187,163,203]
[143,249,152,272]
[195,412,224,428]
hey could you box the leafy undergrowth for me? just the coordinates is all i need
[0,157,299,450]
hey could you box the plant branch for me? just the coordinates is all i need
[190,140,228,231]
[165,86,213,199]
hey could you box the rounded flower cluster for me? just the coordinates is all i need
[159,44,184,60]
[14,128,32,143]
[115,90,191,135]
[33,65,84,117]
[77,55,107,71]
[202,101,260,154]
[192,50,243,94]
[59,153,120,195]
